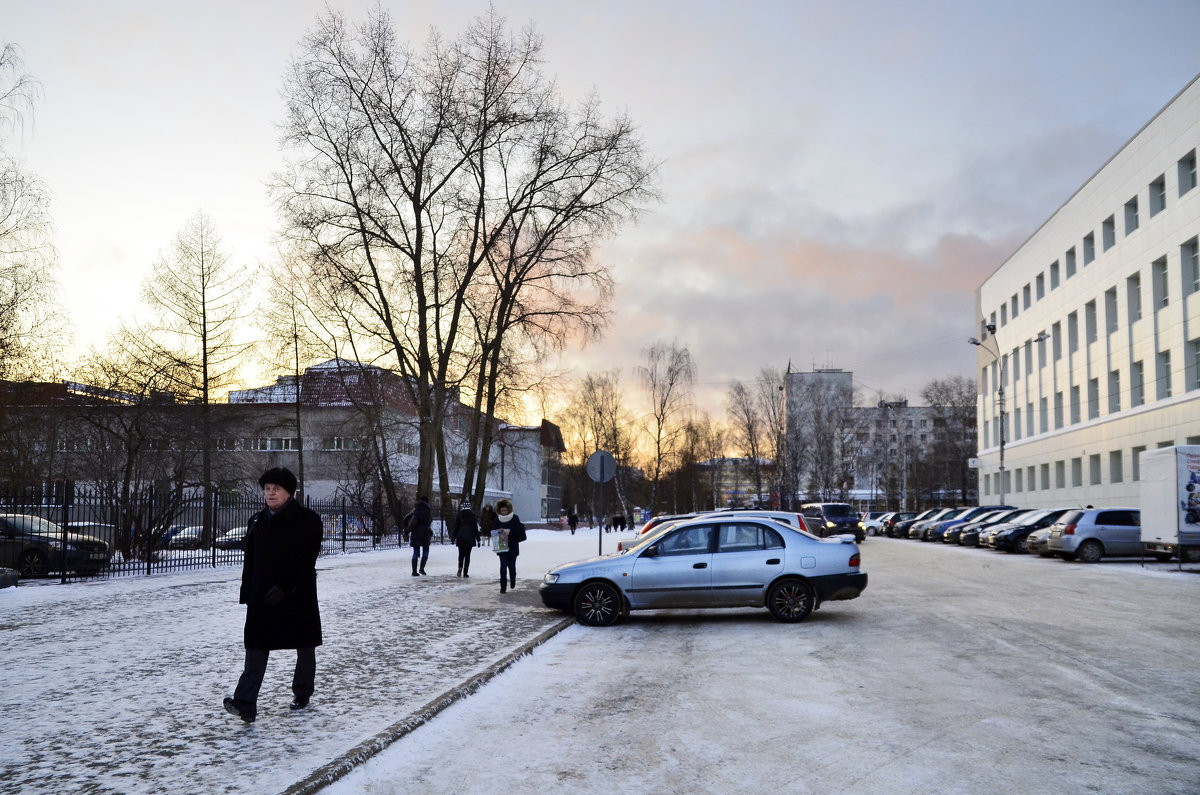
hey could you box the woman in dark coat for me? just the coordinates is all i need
[224,467,323,723]
[493,497,526,594]
[452,501,479,577]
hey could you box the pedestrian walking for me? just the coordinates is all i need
[567,511,578,535]
[404,495,433,576]
[452,500,479,577]
[492,497,526,594]
[223,467,323,724]
[479,502,497,547]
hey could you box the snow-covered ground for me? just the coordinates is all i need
[2,527,609,794]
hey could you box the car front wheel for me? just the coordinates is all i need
[573,581,621,627]
[766,579,815,623]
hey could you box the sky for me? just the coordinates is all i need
[6,0,1200,414]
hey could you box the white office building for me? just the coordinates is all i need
[973,75,1200,509]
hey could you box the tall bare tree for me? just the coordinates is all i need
[0,43,65,379]
[726,380,765,506]
[921,375,979,503]
[133,211,251,538]
[636,339,695,514]
[274,7,656,509]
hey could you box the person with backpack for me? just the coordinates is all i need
[405,496,433,576]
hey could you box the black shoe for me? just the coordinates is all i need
[224,697,256,723]
[500,586,506,593]
[510,580,516,588]
[463,573,469,578]
[289,698,309,710]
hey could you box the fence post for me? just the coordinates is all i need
[211,497,218,569]
[59,483,73,584]
[341,498,347,553]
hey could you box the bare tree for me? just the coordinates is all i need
[921,375,979,503]
[274,7,656,509]
[636,339,695,514]
[133,211,251,540]
[726,380,765,507]
[561,370,638,522]
[0,43,65,379]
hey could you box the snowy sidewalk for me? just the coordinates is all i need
[2,529,600,794]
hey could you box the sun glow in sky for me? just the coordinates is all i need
[7,0,1200,412]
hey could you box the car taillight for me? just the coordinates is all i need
[1063,523,1076,535]
[849,553,860,568]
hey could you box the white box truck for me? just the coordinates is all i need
[1139,445,1200,563]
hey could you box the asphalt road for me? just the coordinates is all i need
[330,538,1200,794]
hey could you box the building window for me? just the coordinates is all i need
[1051,321,1062,360]
[1108,370,1120,413]
[1131,360,1145,407]
[1040,463,1050,490]
[1050,260,1060,289]
[1070,385,1081,424]
[1023,284,1031,309]
[1000,304,1007,327]
[1183,237,1199,296]
[1025,401,1033,437]
[1012,407,1022,440]
[1089,454,1102,485]
[1027,465,1035,492]
[1087,378,1099,420]
[1083,234,1095,266]
[1104,288,1118,335]
[1012,348,1020,382]
[1132,445,1146,481]
[1152,256,1169,309]
[1084,300,1097,343]
[1036,273,1045,300]
[1179,150,1197,196]
[1067,311,1079,353]
[1110,450,1124,483]
[1127,272,1142,322]
[216,438,238,451]
[1015,468,1023,493]
[1124,196,1139,235]
[1102,215,1116,250]
[1037,333,1047,369]
[1010,294,1019,319]
[1071,457,1083,487]
[1066,247,1077,278]
[1187,337,1200,392]
[1039,396,1048,434]
[1054,391,1064,429]
[1156,350,1172,400]
[1055,460,1066,489]
[1149,175,1166,217]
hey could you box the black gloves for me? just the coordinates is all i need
[264,585,284,606]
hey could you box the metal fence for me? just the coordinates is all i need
[0,491,408,584]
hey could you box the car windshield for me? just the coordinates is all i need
[1,514,61,535]
[1011,510,1049,526]
[823,504,853,518]
[621,520,682,554]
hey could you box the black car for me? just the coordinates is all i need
[800,503,864,542]
[0,513,111,577]
[988,509,1070,553]
[214,526,248,550]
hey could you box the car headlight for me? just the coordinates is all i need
[543,572,559,584]
[826,521,835,528]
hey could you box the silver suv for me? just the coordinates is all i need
[1047,508,1141,562]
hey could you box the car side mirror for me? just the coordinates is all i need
[641,545,659,558]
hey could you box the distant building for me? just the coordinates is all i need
[972,74,1200,509]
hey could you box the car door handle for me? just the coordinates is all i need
[766,558,781,565]
[693,562,707,569]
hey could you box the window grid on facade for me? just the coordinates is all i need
[1050,260,1060,288]
[1036,273,1045,299]
[1071,457,1083,487]
[1039,397,1048,434]
[1110,450,1124,483]
[1149,175,1166,217]
[1156,350,1172,399]
[1089,454,1102,485]
[1104,288,1118,335]
[1179,150,1197,196]
[1108,370,1120,414]
[1055,460,1065,489]
[1131,361,1145,407]
[1152,256,1169,309]
[1067,312,1079,353]
[1127,273,1142,322]
[1188,337,1200,392]
[1183,237,1199,295]
[1132,446,1146,481]
[1040,463,1050,490]
[1102,215,1116,250]
[1054,391,1064,429]
[1124,196,1139,235]
[1083,234,1095,265]
[1087,378,1099,420]
[1066,247,1077,277]
[1085,300,1097,343]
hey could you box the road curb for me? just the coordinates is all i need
[281,615,576,794]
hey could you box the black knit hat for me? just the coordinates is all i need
[258,467,298,495]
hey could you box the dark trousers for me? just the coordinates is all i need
[233,647,316,705]
[411,544,429,573]
[498,551,516,588]
[457,546,472,574]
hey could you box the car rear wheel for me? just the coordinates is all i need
[766,579,814,623]
[1012,536,1028,554]
[573,581,621,627]
[1076,540,1103,563]
[18,549,49,578]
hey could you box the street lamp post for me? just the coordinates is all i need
[969,327,1049,507]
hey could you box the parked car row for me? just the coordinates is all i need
[877,505,1154,564]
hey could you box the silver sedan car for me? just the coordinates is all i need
[539,515,867,626]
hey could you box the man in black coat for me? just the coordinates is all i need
[223,467,323,723]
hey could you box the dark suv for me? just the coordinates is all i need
[800,503,864,542]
